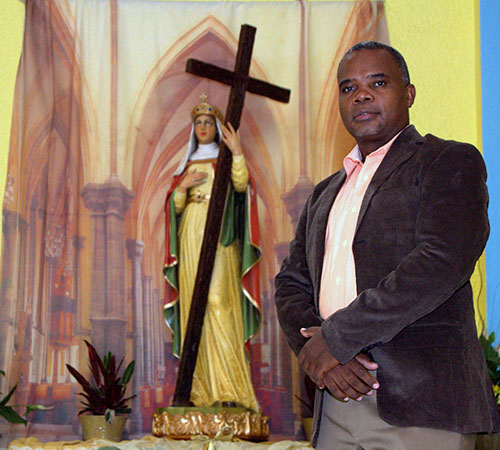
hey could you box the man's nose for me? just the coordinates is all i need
[354,89,373,103]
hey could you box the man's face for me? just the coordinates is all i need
[194,114,217,145]
[337,49,415,153]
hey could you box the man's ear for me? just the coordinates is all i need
[407,84,416,108]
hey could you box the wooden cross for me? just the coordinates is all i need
[172,24,290,406]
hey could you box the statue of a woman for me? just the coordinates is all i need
[164,95,261,411]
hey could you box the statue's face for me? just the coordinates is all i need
[194,114,217,145]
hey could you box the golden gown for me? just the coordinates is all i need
[172,155,260,411]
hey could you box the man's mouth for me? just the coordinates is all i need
[353,111,378,121]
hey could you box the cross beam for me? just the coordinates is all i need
[186,59,290,104]
[172,24,290,406]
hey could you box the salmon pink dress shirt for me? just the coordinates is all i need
[319,131,404,319]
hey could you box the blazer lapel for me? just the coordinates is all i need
[355,126,424,234]
[313,169,347,300]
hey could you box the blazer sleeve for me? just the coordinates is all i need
[321,142,489,363]
[275,194,323,356]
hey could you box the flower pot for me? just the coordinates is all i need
[79,414,127,441]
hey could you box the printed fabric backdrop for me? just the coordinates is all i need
[0,0,387,442]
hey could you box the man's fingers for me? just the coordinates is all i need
[354,355,380,389]
[343,366,374,395]
[322,373,351,402]
[300,326,320,338]
[297,330,339,388]
[300,328,309,338]
[321,356,380,402]
[325,377,359,402]
[355,353,379,370]
[325,365,369,401]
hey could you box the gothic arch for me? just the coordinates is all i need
[127,16,290,293]
[10,0,93,222]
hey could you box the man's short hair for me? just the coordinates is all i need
[340,41,411,86]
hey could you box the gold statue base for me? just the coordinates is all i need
[152,406,270,441]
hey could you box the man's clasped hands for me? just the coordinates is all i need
[299,326,380,402]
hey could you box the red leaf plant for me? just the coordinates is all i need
[66,340,135,424]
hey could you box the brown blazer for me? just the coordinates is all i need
[275,126,500,443]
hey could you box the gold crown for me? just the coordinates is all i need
[191,93,224,122]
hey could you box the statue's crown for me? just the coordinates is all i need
[191,93,224,122]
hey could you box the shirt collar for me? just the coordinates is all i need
[343,125,409,175]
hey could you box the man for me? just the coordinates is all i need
[275,41,500,449]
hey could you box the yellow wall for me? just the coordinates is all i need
[385,0,481,146]
[0,0,24,219]
[0,0,483,314]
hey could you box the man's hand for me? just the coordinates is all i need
[322,353,379,402]
[299,327,379,401]
[298,326,339,387]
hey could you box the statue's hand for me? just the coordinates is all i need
[178,169,208,193]
[220,122,243,156]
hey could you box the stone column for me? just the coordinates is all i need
[126,239,145,382]
[0,210,25,387]
[81,176,134,361]
[154,288,165,380]
[142,275,153,386]
[26,200,40,384]
[72,235,88,336]
[43,253,60,383]
[126,239,144,433]
[10,214,30,394]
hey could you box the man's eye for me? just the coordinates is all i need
[374,80,386,87]
[342,86,354,93]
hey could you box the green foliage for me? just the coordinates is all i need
[66,340,136,423]
[480,332,500,384]
[480,331,500,404]
[0,382,27,425]
[0,370,51,428]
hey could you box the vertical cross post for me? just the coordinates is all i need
[172,24,290,406]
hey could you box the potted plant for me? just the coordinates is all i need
[66,340,135,442]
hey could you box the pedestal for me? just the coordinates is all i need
[152,406,270,441]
